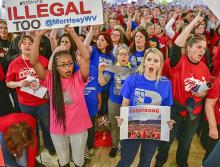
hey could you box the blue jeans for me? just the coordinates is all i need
[117,139,159,167]
[0,133,27,167]
[155,113,200,167]
[19,102,54,151]
[203,139,220,167]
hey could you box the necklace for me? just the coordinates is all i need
[23,59,31,69]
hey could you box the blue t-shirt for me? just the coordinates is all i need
[121,73,173,106]
[104,70,128,104]
[130,51,145,68]
[90,46,115,69]
[75,64,102,116]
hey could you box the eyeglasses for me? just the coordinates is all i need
[57,62,74,69]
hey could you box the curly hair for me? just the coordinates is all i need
[4,122,33,158]
[57,33,77,56]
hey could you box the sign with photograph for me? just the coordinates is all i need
[5,0,104,32]
[120,105,170,141]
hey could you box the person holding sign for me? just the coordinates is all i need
[29,27,92,167]
[155,13,212,167]
[116,48,173,167]
[98,45,131,158]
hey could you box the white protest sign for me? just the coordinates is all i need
[203,0,220,19]
[5,0,104,32]
[120,105,170,142]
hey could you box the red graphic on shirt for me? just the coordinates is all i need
[0,47,8,58]
[19,68,37,79]
[184,76,206,92]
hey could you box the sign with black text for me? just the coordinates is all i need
[5,0,104,32]
[120,105,170,141]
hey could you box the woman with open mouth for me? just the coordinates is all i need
[116,47,174,167]
[29,26,92,167]
[155,13,212,167]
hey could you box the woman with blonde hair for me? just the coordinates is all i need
[116,48,173,167]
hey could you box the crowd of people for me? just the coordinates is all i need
[0,1,220,167]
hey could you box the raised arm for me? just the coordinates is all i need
[49,28,59,52]
[30,30,48,80]
[83,26,95,53]
[65,26,90,81]
[165,12,178,39]
[175,14,203,47]
[125,13,132,41]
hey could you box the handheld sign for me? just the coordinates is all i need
[120,105,171,141]
[203,0,220,19]
[5,0,104,32]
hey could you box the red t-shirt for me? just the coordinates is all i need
[162,58,171,79]
[6,55,48,106]
[0,64,4,81]
[209,32,220,54]
[0,113,37,167]
[170,55,211,116]
[205,77,220,124]
[156,35,168,56]
[212,44,220,77]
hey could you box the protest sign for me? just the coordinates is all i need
[203,0,220,19]
[5,0,104,32]
[120,105,170,141]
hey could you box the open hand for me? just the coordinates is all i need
[115,116,124,126]
[167,119,176,130]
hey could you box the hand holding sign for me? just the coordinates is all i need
[35,29,49,37]
[191,14,204,27]
[64,24,76,34]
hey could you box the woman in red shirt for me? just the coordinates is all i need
[155,14,211,167]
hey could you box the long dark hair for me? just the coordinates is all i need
[57,33,77,56]
[130,28,149,54]
[96,32,113,56]
[52,50,73,130]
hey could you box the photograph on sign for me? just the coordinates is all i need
[120,105,170,142]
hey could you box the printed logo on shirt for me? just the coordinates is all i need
[149,41,157,48]
[184,76,207,92]
[130,56,142,67]
[0,47,8,58]
[84,76,96,96]
[133,88,162,105]
[19,68,36,79]
[63,91,73,105]
[113,73,122,95]
[88,76,94,83]
[99,57,113,65]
